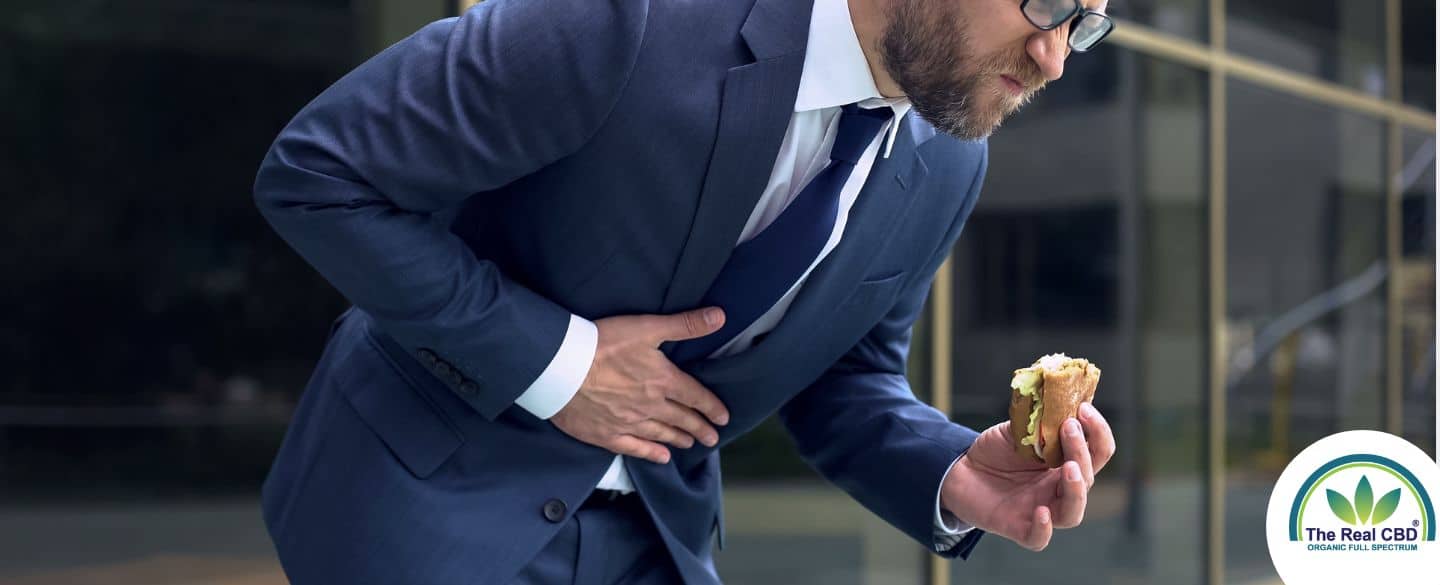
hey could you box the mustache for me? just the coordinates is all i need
[983,51,1046,94]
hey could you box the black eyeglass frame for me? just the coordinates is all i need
[1018,0,1116,53]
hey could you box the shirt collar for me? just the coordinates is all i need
[795,0,913,158]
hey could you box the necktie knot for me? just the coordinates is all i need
[829,104,893,164]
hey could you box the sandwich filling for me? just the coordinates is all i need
[1011,353,1070,459]
[1011,369,1044,458]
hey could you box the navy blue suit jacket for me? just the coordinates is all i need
[254,0,988,583]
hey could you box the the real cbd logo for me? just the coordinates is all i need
[1326,475,1401,527]
[1310,474,1420,542]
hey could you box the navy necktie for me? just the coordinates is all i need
[669,104,894,365]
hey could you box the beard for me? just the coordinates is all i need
[879,0,1046,140]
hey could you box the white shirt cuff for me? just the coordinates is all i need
[937,508,974,534]
[934,453,975,536]
[513,314,597,420]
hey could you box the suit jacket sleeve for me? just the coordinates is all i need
[777,142,988,559]
[252,0,648,420]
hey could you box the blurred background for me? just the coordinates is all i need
[0,0,1433,584]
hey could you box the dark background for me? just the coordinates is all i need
[0,1,1434,584]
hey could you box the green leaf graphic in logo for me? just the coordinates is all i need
[1355,475,1374,524]
[1371,488,1402,525]
[1327,489,1357,525]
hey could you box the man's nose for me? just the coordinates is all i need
[1026,28,1068,82]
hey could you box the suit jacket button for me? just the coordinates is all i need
[417,349,438,367]
[458,381,478,396]
[542,499,567,523]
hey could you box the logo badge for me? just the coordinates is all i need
[1266,431,1439,582]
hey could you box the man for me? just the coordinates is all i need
[253,0,1118,583]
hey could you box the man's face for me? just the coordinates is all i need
[879,0,1108,140]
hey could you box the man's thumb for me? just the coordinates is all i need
[661,307,725,342]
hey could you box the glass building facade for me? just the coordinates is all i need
[1,1,1433,584]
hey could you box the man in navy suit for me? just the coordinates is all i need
[253,0,1117,583]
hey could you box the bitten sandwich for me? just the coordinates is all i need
[1008,353,1102,468]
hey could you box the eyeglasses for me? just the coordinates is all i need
[1019,0,1116,53]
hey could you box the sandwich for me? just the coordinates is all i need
[1007,353,1102,468]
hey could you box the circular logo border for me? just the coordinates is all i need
[1287,453,1435,541]
[1265,430,1440,583]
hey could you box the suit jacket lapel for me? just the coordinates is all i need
[687,113,934,383]
[787,112,932,312]
[657,0,812,352]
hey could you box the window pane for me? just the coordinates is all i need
[948,50,1208,585]
[1399,129,1436,458]
[1,0,359,490]
[1117,0,1208,42]
[1224,80,1387,583]
[1227,0,1387,97]
[0,0,418,580]
[1401,0,1436,111]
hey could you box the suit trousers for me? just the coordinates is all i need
[509,491,687,585]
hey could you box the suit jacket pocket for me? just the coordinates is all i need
[820,270,911,359]
[334,324,466,479]
[841,270,907,311]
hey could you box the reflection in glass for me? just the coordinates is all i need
[1227,0,1386,97]
[948,50,1207,585]
[1019,0,1117,52]
[1224,80,1387,583]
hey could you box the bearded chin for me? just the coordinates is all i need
[904,74,1001,141]
[879,1,1009,141]
[884,49,1009,141]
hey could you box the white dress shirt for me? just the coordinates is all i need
[511,0,972,551]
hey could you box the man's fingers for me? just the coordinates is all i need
[1023,506,1053,551]
[609,435,671,465]
[662,367,731,426]
[655,401,719,447]
[634,420,695,450]
[1079,402,1116,472]
[652,307,725,344]
[1061,418,1095,488]
[1052,462,1088,529]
